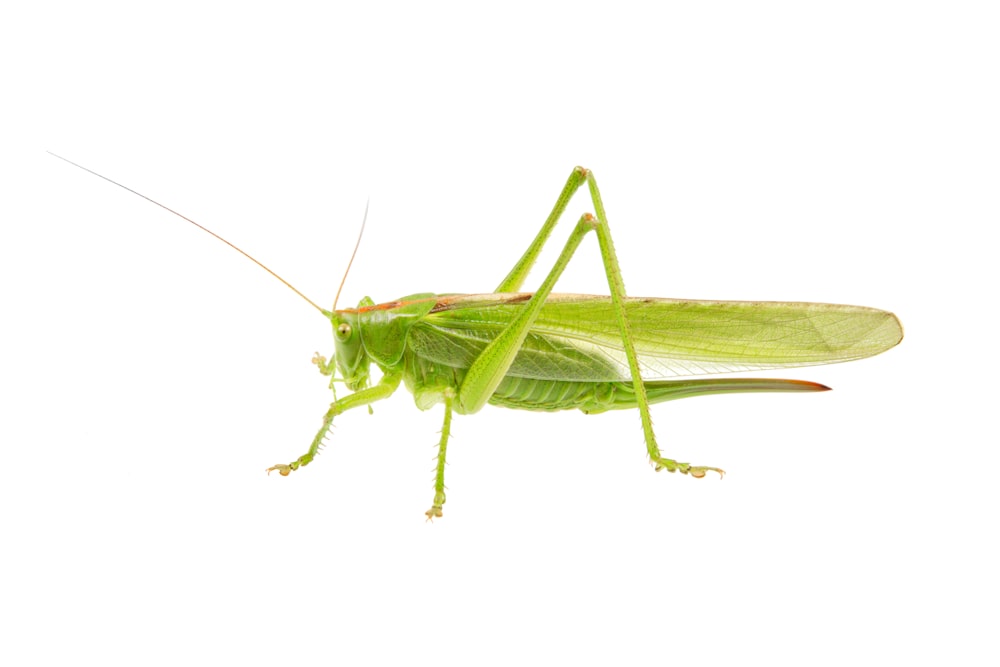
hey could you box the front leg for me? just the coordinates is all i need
[312,352,337,392]
[267,370,402,475]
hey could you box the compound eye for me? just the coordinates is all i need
[337,323,352,338]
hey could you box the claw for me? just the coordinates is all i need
[266,463,294,476]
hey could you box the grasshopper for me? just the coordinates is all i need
[51,156,902,518]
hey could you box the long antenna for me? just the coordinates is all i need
[48,152,326,314]
[333,199,367,310]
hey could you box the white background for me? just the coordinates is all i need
[3,2,997,665]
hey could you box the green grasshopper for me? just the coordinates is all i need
[52,156,902,518]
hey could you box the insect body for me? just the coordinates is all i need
[51,157,902,519]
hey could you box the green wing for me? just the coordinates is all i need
[407,293,902,382]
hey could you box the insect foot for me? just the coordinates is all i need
[687,465,726,479]
[425,491,446,522]
[265,461,300,476]
[651,458,725,479]
[311,352,334,376]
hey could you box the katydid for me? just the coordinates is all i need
[51,155,903,519]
